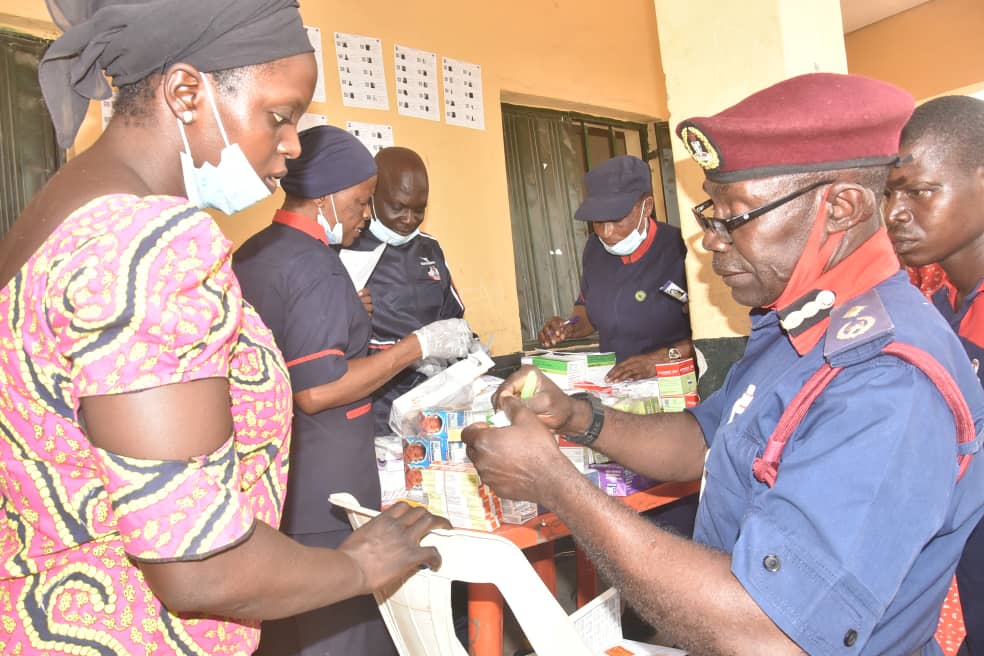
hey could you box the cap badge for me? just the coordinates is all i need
[680,126,720,171]
[635,290,647,302]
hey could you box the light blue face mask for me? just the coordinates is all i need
[601,204,649,256]
[177,75,272,215]
[316,194,345,245]
[368,197,419,246]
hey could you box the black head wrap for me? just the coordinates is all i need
[40,0,314,148]
[281,125,377,199]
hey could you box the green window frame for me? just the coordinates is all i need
[0,29,63,239]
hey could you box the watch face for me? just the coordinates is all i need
[668,347,682,360]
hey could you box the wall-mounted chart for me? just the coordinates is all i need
[346,120,394,156]
[335,32,389,110]
[442,57,484,130]
[394,44,439,122]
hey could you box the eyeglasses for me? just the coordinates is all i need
[691,179,833,243]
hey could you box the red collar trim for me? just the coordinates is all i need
[621,218,658,264]
[778,228,900,355]
[273,209,328,245]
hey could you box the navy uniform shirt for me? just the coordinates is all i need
[932,277,984,383]
[233,210,378,535]
[576,218,691,362]
[689,272,984,655]
[346,230,464,435]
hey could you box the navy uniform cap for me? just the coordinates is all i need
[574,155,652,222]
[281,125,377,199]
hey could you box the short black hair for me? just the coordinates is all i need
[112,66,254,123]
[901,95,984,171]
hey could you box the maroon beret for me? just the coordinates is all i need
[676,73,914,183]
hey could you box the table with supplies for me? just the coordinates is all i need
[467,480,702,656]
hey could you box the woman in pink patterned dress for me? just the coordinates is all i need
[0,1,446,654]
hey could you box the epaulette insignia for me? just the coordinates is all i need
[824,289,895,363]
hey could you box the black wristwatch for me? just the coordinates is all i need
[565,392,605,447]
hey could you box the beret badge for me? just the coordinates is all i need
[680,125,720,171]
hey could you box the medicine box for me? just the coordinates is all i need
[500,498,538,525]
[375,435,406,504]
[659,392,700,413]
[418,408,469,461]
[588,463,658,497]
[653,358,697,397]
[421,463,502,531]
[389,350,494,434]
[530,352,616,390]
[403,435,432,490]
[558,436,597,473]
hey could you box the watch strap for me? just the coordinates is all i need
[566,392,605,447]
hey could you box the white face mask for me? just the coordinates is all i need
[316,194,345,245]
[601,204,649,256]
[368,198,419,246]
[177,75,271,215]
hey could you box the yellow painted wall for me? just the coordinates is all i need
[0,0,667,356]
[845,0,984,101]
[655,0,847,341]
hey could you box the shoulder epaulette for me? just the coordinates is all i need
[823,288,896,367]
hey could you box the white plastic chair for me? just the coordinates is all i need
[329,493,688,656]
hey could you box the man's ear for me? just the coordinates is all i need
[824,182,870,234]
[161,63,206,124]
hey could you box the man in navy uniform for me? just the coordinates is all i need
[539,155,693,382]
[345,146,466,435]
[885,95,984,655]
[464,73,984,655]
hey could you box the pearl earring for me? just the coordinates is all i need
[180,111,193,124]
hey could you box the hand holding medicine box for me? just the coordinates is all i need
[389,350,494,435]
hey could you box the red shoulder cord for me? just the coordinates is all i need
[752,342,976,487]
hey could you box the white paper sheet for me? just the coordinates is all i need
[570,588,689,655]
[346,120,394,156]
[335,31,389,110]
[394,44,440,121]
[297,113,328,132]
[442,57,485,130]
[338,242,386,291]
[304,26,327,103]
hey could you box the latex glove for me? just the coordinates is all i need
[414,318,474,360]
[413,356,450,378]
